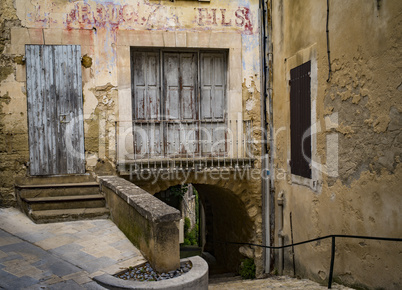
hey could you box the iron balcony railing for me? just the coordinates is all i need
[115,119,255,173]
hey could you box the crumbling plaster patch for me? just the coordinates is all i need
[324,48,402,185]
[242,78,262,159]
[84,82,118,174]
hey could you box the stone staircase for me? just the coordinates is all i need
[15,175,109,223]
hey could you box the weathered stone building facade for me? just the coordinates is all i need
[1,0,401,288]
[0,0,265,275]
[270,0,401,289]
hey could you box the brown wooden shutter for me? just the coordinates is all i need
[290,61,312,179]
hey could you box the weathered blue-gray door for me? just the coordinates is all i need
[26,45,85,175]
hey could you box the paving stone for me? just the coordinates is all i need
[44,260,82,277]
[48,243,84,255]
[0,269,39,289]
[62,271,92,285]
[82,256,118,274]
[82,245,122,259]
[0,236,23,247]
[52,250,97,272]
[47,279,83,290]
[40,274,66,285]
[35,234,78,250]
[0,252,24,263]
[18,230,55,243]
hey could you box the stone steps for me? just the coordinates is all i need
[16,175,109,223]
[21,194,106,211]
[31,207,110,224]
[16,182,100,198]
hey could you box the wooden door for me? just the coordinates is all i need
[26,45,85,175]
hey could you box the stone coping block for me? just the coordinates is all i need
[93,256,208,290]
[98,176,181,273]
[98,176,180,223]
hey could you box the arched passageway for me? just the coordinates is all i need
[154,183,255,274]
[194,184,254,273]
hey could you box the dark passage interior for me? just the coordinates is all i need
[155,183,254,275]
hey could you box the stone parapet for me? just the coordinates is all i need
[99,176,181,273]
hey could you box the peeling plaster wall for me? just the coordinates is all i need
[272,0,401,289]
[0,0,263,275]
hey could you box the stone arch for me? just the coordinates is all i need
[124,170,263,274]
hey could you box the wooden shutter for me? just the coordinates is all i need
[290,61,312,179]
[131,51,162,157]
[200,52,226,120]
[26,45,85,175]
[200,52,226,155]
[131,51,160,120]
[164,52,197,156]
[163,52,197,120]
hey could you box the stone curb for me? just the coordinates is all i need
[93,256,208,290]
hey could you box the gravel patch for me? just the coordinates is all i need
[114,261,192,282]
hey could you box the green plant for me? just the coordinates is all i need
[170,184,188,201]
[184,220,199,246]
[184,217,191,234]
[239,258,256,279]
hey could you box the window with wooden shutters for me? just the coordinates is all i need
[130,48,227,158]
[290,61,312,179]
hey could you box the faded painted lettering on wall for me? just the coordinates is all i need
[27,1,254,34]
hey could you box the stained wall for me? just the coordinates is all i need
[271,0,402,288]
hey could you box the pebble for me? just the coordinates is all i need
[114,261,193,282]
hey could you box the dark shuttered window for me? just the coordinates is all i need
[290,61,312,179]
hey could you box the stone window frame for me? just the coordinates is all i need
[285,44,322,192]
[115,31,243,163]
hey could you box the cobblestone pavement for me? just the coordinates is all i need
[0,207,146,289]
[209,275,353,289]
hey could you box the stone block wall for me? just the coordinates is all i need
[99,176,181,273]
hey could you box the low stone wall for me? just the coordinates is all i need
[99,176,181,273]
